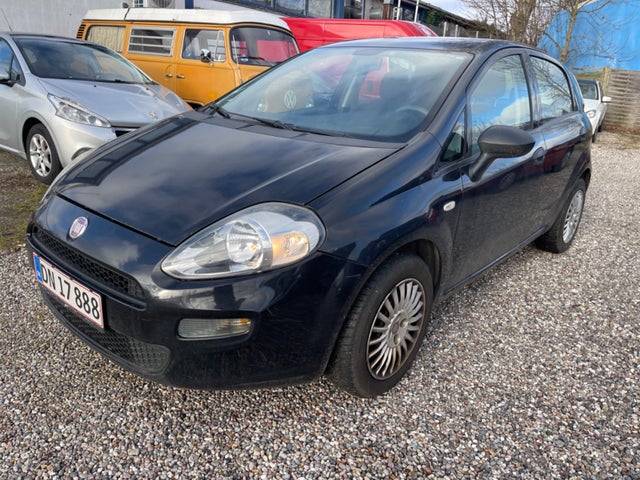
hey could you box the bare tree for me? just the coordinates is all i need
[462,0,557,45]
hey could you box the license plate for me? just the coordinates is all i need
[33,253,104,329]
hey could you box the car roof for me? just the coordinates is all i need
[321,36,531,54]
[2,33,91,45]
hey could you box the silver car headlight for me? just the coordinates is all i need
[162,203,325,279]
[48,94,111,128]
[586,109,596,119]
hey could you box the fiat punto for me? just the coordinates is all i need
[28,38,591,397]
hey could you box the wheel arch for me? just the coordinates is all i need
[21,117,44,151]
[323,236,441,374]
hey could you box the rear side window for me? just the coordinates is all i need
[86,26,125,52]
[128,28,174,56]
[182,29,226,62]
[531,57,574,122]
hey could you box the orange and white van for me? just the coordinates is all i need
[77,6,299,106]
[282,18,436,53]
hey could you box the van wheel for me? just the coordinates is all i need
[27,124,61,184]
[535,179,586,253]
[328,254,433,398]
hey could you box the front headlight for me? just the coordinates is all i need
[162,203,325,279]
[48,94,111,128]
[586,109,596,119]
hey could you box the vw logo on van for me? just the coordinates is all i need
[69,217,89,240]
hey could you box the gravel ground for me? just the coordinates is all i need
[1,132,639,479]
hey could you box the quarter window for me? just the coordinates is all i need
[128,28,174,56]
[531,57,573,122]
[470,55,531,153]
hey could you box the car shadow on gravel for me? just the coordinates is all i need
[0,151,47,251]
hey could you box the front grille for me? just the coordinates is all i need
[46,292,170,375]
[33,227,145,300]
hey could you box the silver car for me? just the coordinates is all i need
[0,33,189,183]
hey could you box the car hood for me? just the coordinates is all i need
[39,78,187,126]
[54,113,400,245]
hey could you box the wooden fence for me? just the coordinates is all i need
[604,69,640,134]
[575,67,640,134]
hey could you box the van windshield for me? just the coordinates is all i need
[217,45,470,142]
[230,27,298,66]
[16,37,152,84]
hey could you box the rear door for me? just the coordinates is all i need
[446,51,547,289]
[529,55,590,222]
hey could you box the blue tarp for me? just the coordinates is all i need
[538,0,640,70]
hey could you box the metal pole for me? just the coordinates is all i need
[414,0,419,22]
[396,0,402,20]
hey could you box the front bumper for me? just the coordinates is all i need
[47,115,135,168]
[27,195,365,389]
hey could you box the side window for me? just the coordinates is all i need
[86,26,125,52]
[0,39,21,82]
[531,57,574,122]
[0,39,12,73]
[182,29,226,62]
[470,55,532,154]
[128,28,174,56]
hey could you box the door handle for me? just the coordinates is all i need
[532,147,545,164]
[164,73,173,78]
[176,74,185,79]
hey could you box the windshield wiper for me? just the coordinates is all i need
[250,117,294,130]
[201,103,231,119]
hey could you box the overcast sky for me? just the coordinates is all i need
[426,0,474,17]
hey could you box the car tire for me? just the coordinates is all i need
[535,179,586,253]
[27,124,61,184]
[328,253,433,397]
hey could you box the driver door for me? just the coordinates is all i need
[0,39,21,150]
[447,53,545,289]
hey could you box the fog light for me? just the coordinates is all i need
[178,318,251,340]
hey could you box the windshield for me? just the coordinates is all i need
[16,37,152,84]
[216,46,470,142]
[578,80,598,100]
[230,27,298,66]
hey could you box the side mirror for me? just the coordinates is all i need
[0,67,12,85]
[602,95,612,103]
[469,125,535,181]
[200,49,213,64]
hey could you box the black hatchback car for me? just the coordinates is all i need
[28,38,591,397]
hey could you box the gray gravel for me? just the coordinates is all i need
[1,131,639,479]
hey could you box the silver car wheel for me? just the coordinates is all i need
[29,133,52,178]
[562,189,584,243]
[367,278,425,380]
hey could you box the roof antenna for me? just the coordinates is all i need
[0,8,13,32]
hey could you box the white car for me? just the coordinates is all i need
[578,78,611,142]
[0,33,190,184]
